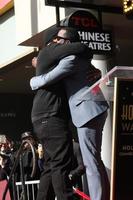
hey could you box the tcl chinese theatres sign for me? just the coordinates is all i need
[0,0,13,16]
[67,10,113,54]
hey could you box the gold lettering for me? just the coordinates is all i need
[121,105,128,120]
[122,145,133,151]
[122,122,131,131]
[128,105,133,120]
[121,105,133,120]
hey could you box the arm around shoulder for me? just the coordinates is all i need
[30,55,76,90]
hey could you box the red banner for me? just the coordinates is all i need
[0,180,11,200]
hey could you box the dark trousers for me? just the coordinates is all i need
[33,116,74,200]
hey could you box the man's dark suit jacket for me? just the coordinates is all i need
[31,42,92,123]
[36,42,92,75]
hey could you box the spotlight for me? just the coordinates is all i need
[123,0,133,19]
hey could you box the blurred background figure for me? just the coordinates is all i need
[0,151,12,199]
[20,132,40,181]
[37,143,45,173]
[0,152,11,181]
[37,143,56,200]
[14,132,40,200]
[0,135,12,181]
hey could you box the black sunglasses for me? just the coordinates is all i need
[54,36,69,41]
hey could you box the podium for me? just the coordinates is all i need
[88,66,133,200]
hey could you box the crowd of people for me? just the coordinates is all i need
[0,135,44,199]
[0,133,85,200]
[0,135,40,181]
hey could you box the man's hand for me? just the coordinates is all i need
[32,57,38,68]
[69,174,73,180]
[0,156,5,168]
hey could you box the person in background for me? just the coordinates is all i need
[20,132,39,199]
[0,143,7,154]
[0,152,11,181]
[37,143,45,173]
[0,151,13,199]
[0,142,11,170]
[20,132,40,181]
[37,143,56,200]
[30,26,110,200]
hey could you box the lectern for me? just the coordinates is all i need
[87,66,133,200]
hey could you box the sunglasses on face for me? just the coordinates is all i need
[53,36,69,41]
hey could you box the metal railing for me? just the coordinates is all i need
[2,135,37,200]
[16,180,40,200]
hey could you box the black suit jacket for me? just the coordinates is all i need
[36,42,92,75]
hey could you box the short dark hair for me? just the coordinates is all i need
[43,24,60,46]
[43,25,80,46]
[60,27,80,42]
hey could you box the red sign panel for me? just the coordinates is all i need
[0,180,11,200]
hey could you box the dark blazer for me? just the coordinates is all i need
[36,42,92,75]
